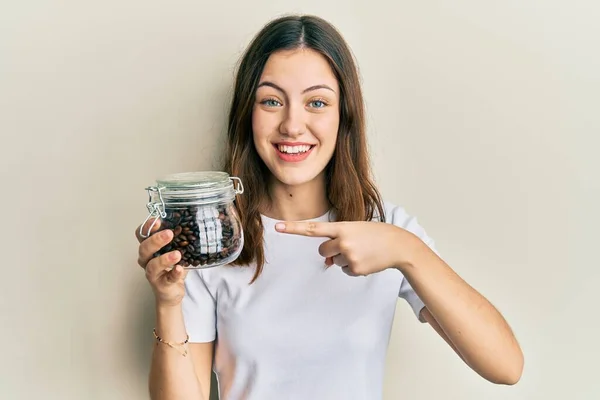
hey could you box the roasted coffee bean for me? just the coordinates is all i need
[154,204,242,268]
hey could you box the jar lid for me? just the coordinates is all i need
[145,171,243,207]
[156,171,232,191]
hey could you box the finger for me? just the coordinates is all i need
[145,250,181,282]
[135,217,162,243]
[166,265,189,284]
[318,238,340,258]
[138,229,174,268]
[275,221,339,238]
[332,254,349,268]
[341,266,358,277]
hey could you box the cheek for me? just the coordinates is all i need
[252,110,276,142]
[251,109,260,137]
[313,114,339,149]
[251,115,266,148]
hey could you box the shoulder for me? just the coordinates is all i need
[377,200,438,252]
[374,199,418,226]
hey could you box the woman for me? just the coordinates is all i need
[135,14,524,400]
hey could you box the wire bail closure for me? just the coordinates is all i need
[231,176,244,194]
[139,186,166,239]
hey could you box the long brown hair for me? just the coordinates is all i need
[222,14,385,282]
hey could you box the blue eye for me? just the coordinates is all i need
[262,98,281,107]
[309,100,327,108]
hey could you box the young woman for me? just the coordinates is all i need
[135,14,524,400]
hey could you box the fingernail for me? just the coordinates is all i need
[169,251,179,261]
[275,223,285,231]
[161,230,172,240]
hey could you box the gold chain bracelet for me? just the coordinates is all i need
[153,328,190,357]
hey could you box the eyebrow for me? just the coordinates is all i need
[257,81,336,94]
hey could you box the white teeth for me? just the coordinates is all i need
[277,144,312,154]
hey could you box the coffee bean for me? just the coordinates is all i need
[154,204,242,268]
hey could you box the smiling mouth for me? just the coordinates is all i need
[272,143,316,162]
[274,144,315,154]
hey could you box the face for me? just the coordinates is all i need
[252,48,340,188]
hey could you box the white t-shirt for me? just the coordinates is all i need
[182,201,437,400]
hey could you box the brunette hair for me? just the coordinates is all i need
[222,14,385,282]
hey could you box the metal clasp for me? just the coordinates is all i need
[139,186,167,239]
[230,176,244,194]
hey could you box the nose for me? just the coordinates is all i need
[279,103,305,137]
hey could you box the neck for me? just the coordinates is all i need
[261,172,330,221]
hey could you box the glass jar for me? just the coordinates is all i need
[139,171,244,269]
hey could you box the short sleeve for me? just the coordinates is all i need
[384,201,440,323]
[182,269,217,342]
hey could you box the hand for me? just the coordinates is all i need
[135,217,188,307]
[275,220,420,276]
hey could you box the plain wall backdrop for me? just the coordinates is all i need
[1,1,598,399]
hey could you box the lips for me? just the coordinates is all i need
[273,142,316,162]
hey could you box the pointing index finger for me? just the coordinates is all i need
[275,221,339,238]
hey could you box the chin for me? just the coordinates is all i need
[273,173,316,186]
[271,169,321,187]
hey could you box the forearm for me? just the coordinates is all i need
[149,304,205,400]
[399,233,524,384]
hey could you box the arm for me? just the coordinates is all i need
[149,304,214,400]
[272,217,524,384]
[135,218,215,400]
[400,232,524,385]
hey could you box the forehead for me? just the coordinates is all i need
[259,48,339,91]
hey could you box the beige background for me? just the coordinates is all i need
[1,1,599,399]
